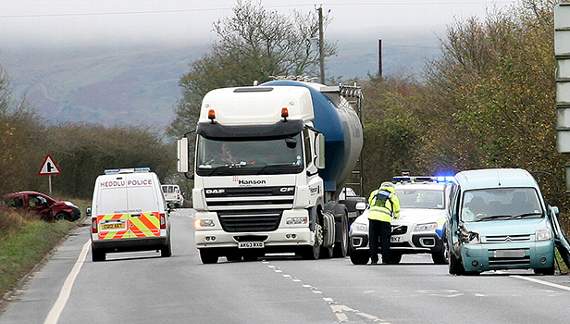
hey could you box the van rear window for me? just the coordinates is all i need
[97,178,159,214]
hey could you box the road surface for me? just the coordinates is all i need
[2,209,570,324]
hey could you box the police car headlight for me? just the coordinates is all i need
[286,216,308,225]
[352,222,368,233]
[194,218,215,229]
[414,222,438,233]
[536,228,552,241]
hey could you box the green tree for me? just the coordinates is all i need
[168,0,336,137]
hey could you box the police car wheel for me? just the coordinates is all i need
[350,250,369,265]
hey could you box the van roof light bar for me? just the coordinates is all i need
[104,167,151,175]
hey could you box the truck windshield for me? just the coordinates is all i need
[196,134,304,176]
[461,188,543,222]
[397,189,444,209]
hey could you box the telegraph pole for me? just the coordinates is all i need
[317,6,325,84]
[378,39,383,78]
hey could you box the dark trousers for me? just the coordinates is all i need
[369,219,391,262]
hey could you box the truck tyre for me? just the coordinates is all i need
[199,249,219,264]
[333,212,349,258]
[350,248,369,265]
[301,224,322,260]
[448,249,464,275]
[382,252,402,264]
[92,247,106,262]
[431,249,448,264]
[161,238,172,257]
[321,212,335,258]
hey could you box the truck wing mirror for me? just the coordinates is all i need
[177,137,190,173]
[315,133,325,169]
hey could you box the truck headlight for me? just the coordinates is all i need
[414,222,438,233]
[286,216,308,225]
[352,222,368,233]
[194,218,215,229]
[536,228,552,241]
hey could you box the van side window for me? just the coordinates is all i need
[303,129,312,167]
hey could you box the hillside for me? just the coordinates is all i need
[0,33,440,130]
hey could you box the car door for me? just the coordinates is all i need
[27,193,52,220]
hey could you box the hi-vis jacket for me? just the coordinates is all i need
[368,186,400,223]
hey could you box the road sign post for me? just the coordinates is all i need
[38,154,61,195]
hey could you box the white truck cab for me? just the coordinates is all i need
[90,168,172,261]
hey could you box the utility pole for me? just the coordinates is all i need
[378,39,383,78]
[317,6,325,84]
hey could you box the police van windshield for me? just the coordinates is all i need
[196,134,304,176]
[461,188,543,222]
[397,189,444,209]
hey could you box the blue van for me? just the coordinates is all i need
[446,169,556,275]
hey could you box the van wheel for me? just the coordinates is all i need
[92,247,106,262]
[534,267,555,275]
[448,249,464,275]
[199,249,218,264]
[161,239,172,257]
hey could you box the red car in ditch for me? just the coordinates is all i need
[2,191,81,221]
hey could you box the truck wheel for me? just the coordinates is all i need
[91,247,106,262]
[161,238,172,257]
[350,248,369,265]
[382,253,402,264]
[448,249,464,275]
[302,224,322,260]
[333,213,349,258]
[199,249,218,264]
[432,249,449,264]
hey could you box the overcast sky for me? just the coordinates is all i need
[0,0,517,46]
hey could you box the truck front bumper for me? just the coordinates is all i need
[194,210,313,250]
[460,240,555,272]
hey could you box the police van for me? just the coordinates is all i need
[90,168,172,261]
[349,176,453,265]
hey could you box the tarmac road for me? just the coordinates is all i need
[2,208,570,324]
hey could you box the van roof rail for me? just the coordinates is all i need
[104,167,151,175]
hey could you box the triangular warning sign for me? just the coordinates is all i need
[39,155,61,176]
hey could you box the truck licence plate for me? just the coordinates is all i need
[390,236,402,243]
[494,249,526,258]
[238,242,264,249]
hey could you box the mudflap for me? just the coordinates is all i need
[548,207,570,269]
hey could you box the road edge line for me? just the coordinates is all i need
[43,240,90,324]
[510,275,570,292]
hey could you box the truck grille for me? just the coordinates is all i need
[489,256,531,266]
[218,210,282,232]
[391,225,407,236]
[484,234,531,243]
[205,187,295,210]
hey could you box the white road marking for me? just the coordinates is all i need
[282,274,291,278]
[44,240,90,324]
[302,284,312,288]
[510,275,570,292]
[323,297,334,303]
[292,279,301,282]
[274,269,282,273]
[312,290,322,294]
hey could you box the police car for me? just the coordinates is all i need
[90,168,172,262]
[349,176,453,265]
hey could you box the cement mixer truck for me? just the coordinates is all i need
[177,79,364,264]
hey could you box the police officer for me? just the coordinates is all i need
[368,182,400,264]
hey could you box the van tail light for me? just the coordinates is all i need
[91,218,98,233]
[160,213,167,229]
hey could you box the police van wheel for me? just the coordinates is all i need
[448,250,464,275]
[161,240,172,257]
[92,248,105,262]
[199,249,219,264]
